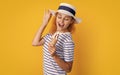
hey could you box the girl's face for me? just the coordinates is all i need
[56,12,74,32]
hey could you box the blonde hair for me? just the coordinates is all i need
[49,13,76,34]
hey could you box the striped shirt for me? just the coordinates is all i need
[43,32,74,75]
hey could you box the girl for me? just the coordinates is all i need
[32,3,81,75]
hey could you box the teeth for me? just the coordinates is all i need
[58,23,64,27]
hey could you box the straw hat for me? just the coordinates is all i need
[50,3,82,24]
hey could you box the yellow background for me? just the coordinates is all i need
[0,0,120,75]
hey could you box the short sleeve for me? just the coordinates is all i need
[63,41,74,62]
[43,33,50,42]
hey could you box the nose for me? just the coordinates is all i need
[59,19,64,25]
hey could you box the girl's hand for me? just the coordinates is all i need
[48,34,59,57]
[48,43,56,57]
[42,9,52,26]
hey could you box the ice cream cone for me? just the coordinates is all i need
[51,34,59,46]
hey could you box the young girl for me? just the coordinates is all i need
[32,3,81,75]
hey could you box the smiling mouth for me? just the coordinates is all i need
[58,23,64,28]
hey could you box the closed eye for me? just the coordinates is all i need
[65,18,70,21]
[57,15,62,19]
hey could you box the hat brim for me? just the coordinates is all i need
[49,9,82,24]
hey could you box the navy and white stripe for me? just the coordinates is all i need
[43,32,74,75]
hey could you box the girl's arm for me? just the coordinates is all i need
[32,10,52,46]
[53,54,73,73]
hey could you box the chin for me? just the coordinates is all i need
[57,28,62,31]
[57,26,62,31]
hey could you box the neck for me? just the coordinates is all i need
[56,29,69,33]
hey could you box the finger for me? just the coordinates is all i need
[49,49,52,53]
[55,34,59,40]
[48,46,52,52]
[49,42,54,47]
[49,42,53,46]
[48,43,51,47]
[49,9,55,16]
[44,9,49,15]
[48,43,54,49]
[48,9,50,14]
[48,9,52,15]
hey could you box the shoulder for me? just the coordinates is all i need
[62,33,75,48]
[43,33,52,40]
[44,33,52,37]
[60,32,74,43]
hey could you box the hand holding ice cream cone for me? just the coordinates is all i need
[48,33,59,57]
